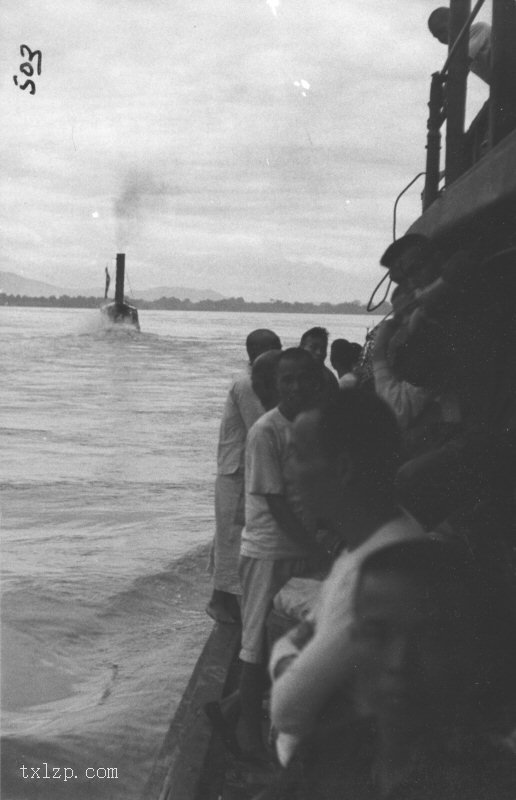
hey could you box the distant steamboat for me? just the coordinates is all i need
[101,253,140,331]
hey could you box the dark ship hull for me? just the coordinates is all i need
[100,253,140,331]
[101,299,140,330]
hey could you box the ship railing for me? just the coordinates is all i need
[423,0,516,211]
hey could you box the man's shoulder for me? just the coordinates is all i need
[255,406,284,424]
[228,368,261,408]
[247,408,291,451]
[469,21,491,42]
[470,21,491,34]
[340,513,425,568]
[319,515,426,608]
[362,512,425,552]
[323,365,339,387]
[249,407,282,434]
[229,367,252,392]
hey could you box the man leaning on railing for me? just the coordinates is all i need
[428,6,491,84]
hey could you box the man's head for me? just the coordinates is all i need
[246,329,282,364]
[330,339,361,375]
[292,389,400,534]
[251,349,283,411]
[300,327,329,364]
[276,347,321,420]
[428,7,450,44]
[380,234,440,290]
[350,539,516,737]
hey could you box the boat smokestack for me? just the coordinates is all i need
[115,253,125,305]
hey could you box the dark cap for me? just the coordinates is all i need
[380,234,436,284]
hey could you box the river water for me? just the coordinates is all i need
[1,306,378,799]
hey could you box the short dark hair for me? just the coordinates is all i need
[246,329,282,363]
[356,538,516,733]
[278,346,319,371]
[300,327,329,347]
[330,339,354,370]
[380,234,440,285]
[251,349,282,410]
[428,7,449,32]
[380,234,435,268]
[318,389,401,497]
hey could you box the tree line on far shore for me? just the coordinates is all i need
[0,293,373,315]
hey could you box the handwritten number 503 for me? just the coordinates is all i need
[13,45,42,95]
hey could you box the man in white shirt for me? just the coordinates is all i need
[207,329,281,624]
[237,347,324,761]
[428,7,491,84]
[330,339,362,390]
[372,318,434,431]
[269,390,426,766]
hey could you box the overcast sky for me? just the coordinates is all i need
[1,0,491,301]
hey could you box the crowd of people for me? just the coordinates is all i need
[195,7,515,797]
[202,230,516,798]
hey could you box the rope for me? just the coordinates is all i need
[366,271,392,313]
[125,270,135,300]
[392,172,426,241]
[366,171,426,314]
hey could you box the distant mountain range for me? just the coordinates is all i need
[1,252,378,304]
[0,272,225,302]
[0,272,63,297]
[128,253,374,304]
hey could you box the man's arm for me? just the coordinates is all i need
[269,619,315,680]
[233,378,264,431]
[266,494,320,553]
[270,558,359,739]
[271,616,354,738]
[372,319,432,429]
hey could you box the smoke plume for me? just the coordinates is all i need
[114,168,181,250]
